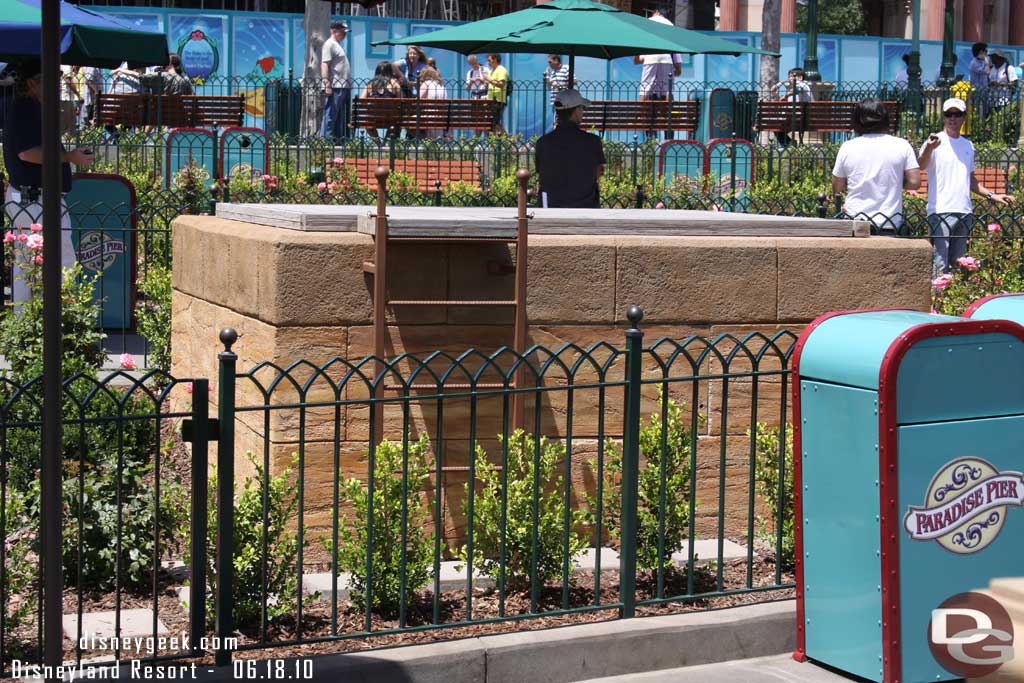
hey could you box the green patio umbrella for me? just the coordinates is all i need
[376,0,775,79]
[0,0,168,68]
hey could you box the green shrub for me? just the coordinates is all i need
[333,436,434,616]
[459,430,588,593]
[170,158,212,212]
[2,488,36,641]
[191,453,313,627]
[55,436,188,591]
[750,422,795,570]
[931,221,1024,316]
[591,394,701,572]
[136,263,172,375]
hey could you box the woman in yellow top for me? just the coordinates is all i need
[483,53,508,135]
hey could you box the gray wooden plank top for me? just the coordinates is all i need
[216,203,869,238]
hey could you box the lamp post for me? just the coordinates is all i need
[936,0,956,86]
[802,0,821,81]
[906,0,922,112]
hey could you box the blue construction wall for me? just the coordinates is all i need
[89,6,1022,137]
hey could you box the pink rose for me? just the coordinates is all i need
[26,235,43,251]
[333,157,344,165]
[297,178,307,185]
[119,353,136,371]
[988,223,1001,233]
[930,308,938,314]
[29,223,42,233]
[262,174,271,181]
[655,202,665,209]
[317,182,327,191]
[17,234,28,243]
[33,255,43,265]
[995,278,1003,285]
[932,274,954,289]
[3,232,14,244]
[956,256,979,271]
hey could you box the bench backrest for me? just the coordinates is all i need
[756,100,902,134]
[96,93,244,127]
[580,100,699,132]
[352,97,497,132]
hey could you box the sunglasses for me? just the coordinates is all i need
[944,111,965,118]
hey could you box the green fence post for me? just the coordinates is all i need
[187,379,211,654]
[215,329,237,667]
[619,305,643,619]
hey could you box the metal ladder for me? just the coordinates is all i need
[363,167,531,448]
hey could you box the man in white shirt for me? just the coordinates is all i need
[989,50,1017,110]
[633,10,681,139]
[918,97,1015,275]
[831,99,920,232]
[465,55,490,100]
[319,20,352,139]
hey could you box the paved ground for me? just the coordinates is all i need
[576,655,863,683]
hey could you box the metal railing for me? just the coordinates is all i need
[0,314,797,674]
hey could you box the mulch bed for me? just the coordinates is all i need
[9,552,791,670]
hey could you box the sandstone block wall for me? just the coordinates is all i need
[171,215,932,553]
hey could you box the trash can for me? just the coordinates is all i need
[792,309,1024,683]
[964,292,1024,322]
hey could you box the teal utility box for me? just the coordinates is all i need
[792,309,1024,683]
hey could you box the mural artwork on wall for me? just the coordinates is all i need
[169,14,227,81]
[234,17,289,120]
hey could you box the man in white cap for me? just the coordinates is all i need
[918,97,1014,275]
[535,89,605,208]
[320,19,351,139]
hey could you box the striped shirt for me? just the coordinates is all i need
[546,63,570,103]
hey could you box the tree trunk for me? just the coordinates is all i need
[302,1,330,137]
[760,0,781,93]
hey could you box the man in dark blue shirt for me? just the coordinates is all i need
[535,89,605,208]
[2,59,93,303]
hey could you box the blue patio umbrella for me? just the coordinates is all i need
[0,0,168,68]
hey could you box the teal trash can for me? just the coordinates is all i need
[793,309,1024,683]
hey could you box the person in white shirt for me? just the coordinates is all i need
[918,97,1015,275]
[633,10,681,139]
[831,99,920,232]
[465,55,490,100]
[770,67,813,147]
[988,50,1017,110]
[319,20,351,139]
[418,66,448,138]
[544,54,571,107]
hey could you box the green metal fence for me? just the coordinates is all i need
[0,313,797,675]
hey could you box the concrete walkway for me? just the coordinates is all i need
[575,655,859,683]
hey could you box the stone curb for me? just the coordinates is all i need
[189,599,795,683]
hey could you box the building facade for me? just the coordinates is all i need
[723,0,1024,46]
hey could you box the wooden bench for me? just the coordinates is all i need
[913,167,1011,196]
[351,97,498,134]
[579,100,699,134]
[339,157,482,192]
[756,100,901,135]
[96,93,245,128]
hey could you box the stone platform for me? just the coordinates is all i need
[172,208,931,542]
[215,203,871,237]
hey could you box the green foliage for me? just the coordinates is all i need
[592,395,702,571]
[750,423,795,570]
[170,158,212,212]
[441,179,483,206]
[459,430,588,593]
[136,263,172,375]
[55,436,188,591]
[333,436,434,616]
[931,222,1024,316]
[796,0,868,36]
[2,488,36,640]
[192,453,313,627]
